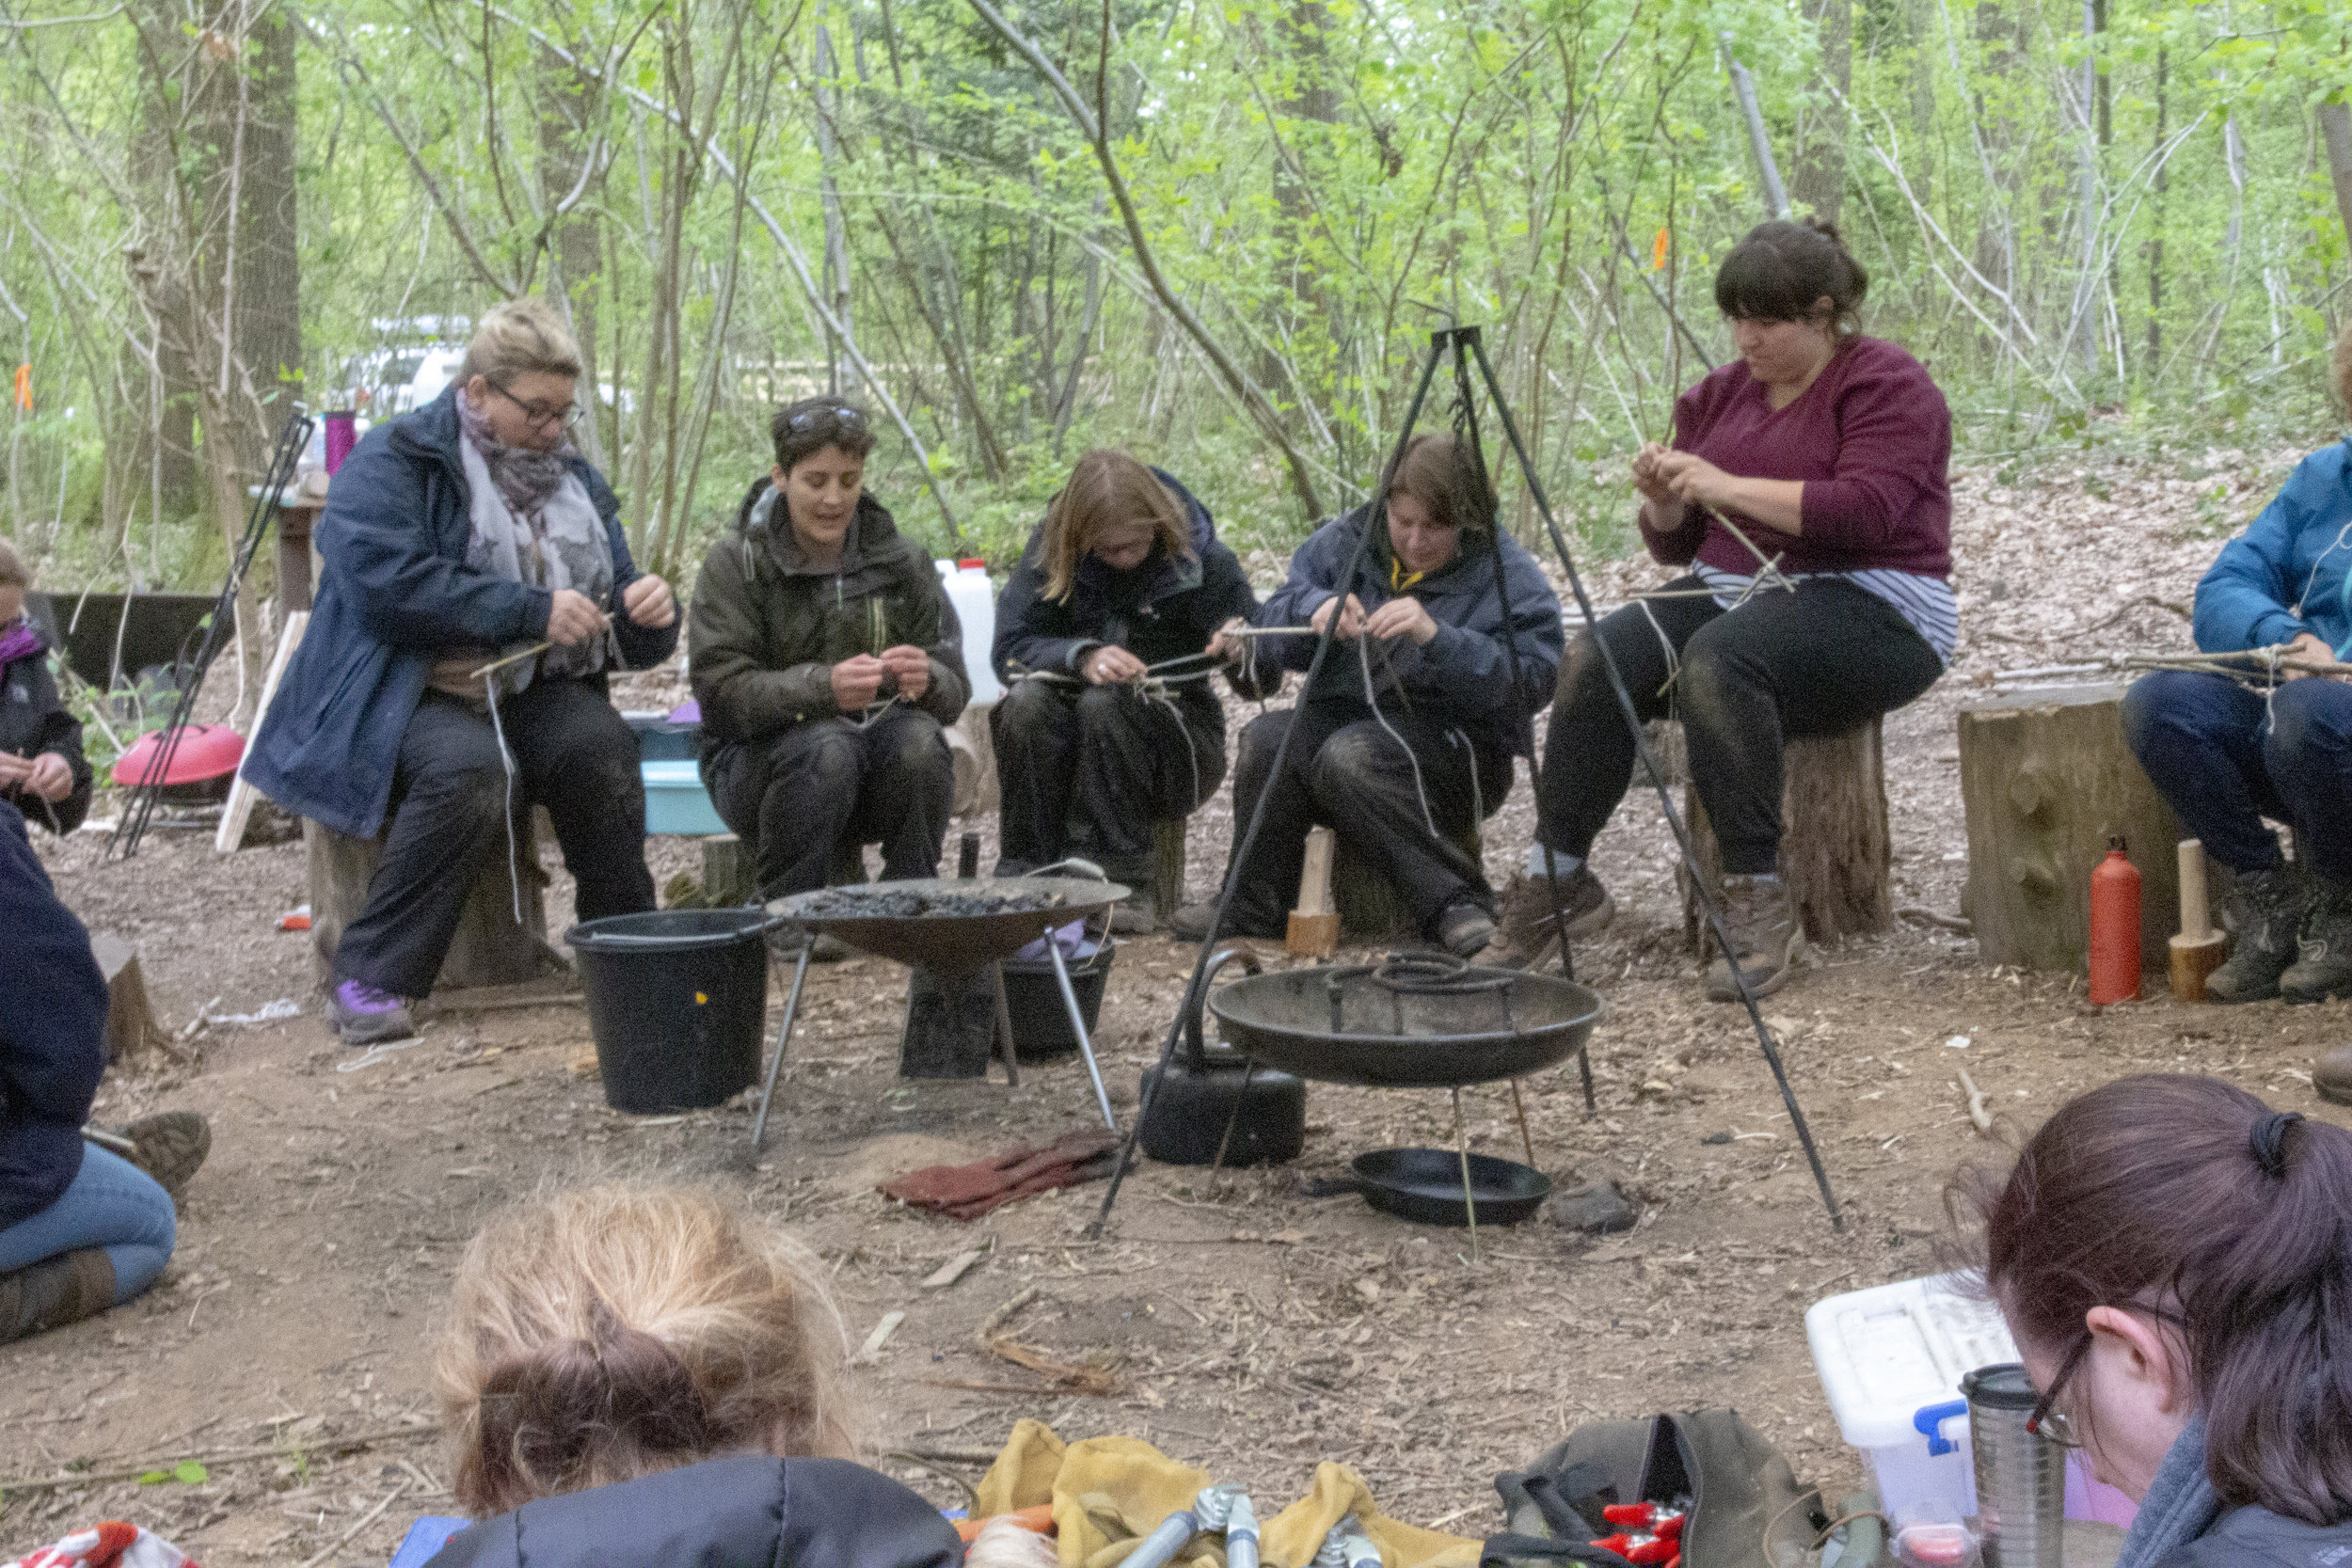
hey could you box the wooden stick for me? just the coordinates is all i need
[1956,1068,1993,1135]
[296,1477,411,1568]
[215,610,309,853]
[0,1421,436,1497]
[469,641,553,681]
[974,1285,1039,1344]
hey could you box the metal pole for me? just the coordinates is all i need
[1045,929,1117,1132]
[1464,332,1843,1231]
[751,940,813,1153]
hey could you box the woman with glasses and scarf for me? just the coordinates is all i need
[1961,1073,2352,1567]
[246,300,679,1046]
[691,400,968,941]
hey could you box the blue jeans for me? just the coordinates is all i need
[0,1146,176,1304]
[2122,671,2352,882]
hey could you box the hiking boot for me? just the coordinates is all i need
[1702,875,1804,1002]
[0,1249,115,1344]
[2282,878,2352,1004]
[1170,901,1280,943]
[112,1111,211,1196]
[1107,887,1158,936]
[2207,863,2307,1003]
[2315,1044,2352,1106]
[1437,898,1495,958]
[328,978,415,1046]
[1481,865,1614,971]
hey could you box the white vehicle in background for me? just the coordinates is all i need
[345,340,468,418]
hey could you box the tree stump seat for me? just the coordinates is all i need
[1335,817,1486,940]
[1677,716,1894,951]
[306,810,563,992]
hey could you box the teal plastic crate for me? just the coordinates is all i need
[643,758,727,836]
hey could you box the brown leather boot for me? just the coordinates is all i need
[0,1249,117,1344]
[1480,865,1613,971]
[1703,874,1804,1002]
[2315,1044,2352,1106]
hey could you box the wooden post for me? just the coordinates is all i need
[90,932,162,1061]
[1681,717,1892,951]
[306,812,557,992]
[1286,824,1341,957]
[1152,817,1187,927]
[275,497,322,614]
[2169,837,2229,1002]
[1958,684,2181,974]
[701,832,757,907]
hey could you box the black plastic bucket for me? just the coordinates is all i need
[567,910,771,1114]
[1001,938,1115,1061]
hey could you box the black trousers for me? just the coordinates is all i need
[991,678,1226,882]
[707,707,954,898]
[335,681,654,997]
[1535,576,1943,874]
[1218,699,1512,937]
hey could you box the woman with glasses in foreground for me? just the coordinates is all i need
[246,299,678,1045]
[1961,1074,2352,1566]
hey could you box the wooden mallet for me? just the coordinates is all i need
[2169,838,2229,1002]
[1285,825,1342,958]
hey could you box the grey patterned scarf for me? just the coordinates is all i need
[455,390,615,691]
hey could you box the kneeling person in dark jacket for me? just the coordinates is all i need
[244,301,680,1046]
[992,450,1268,931]
[421,1185,967,1568]
[0,542,92,835]
[1175,435,1564,958]
[692,401,969,917]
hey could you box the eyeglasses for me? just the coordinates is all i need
[787,404,866,431]
[488,380,583,432]
[2026,1333,2091,1449]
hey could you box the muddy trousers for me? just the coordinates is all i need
[707,707,954,899]
[1216,700,1512,938]
[991,678,1226,884]
[1534,578,1943,875]
[335,682,655,998]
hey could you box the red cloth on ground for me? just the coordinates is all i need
[880,1130,1118,1220]
[1641,335,1952,578]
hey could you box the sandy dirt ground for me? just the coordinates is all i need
[6,446,2345,1565]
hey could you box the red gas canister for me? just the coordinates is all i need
[2089,835,2142,1005]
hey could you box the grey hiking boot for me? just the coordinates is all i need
[2207,863,2306,1003]
[112,1111,212,1197]
[1437,897,1496,958]
[1702,874,1804,1002]
[1481,865,1613,970]
[2281,878,2352,1005]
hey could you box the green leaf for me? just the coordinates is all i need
[137,1470,171,1485]
[175,1461,209,1484]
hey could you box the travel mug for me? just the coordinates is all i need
[1961,1363,2065,1568]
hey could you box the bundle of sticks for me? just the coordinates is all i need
[1994,643,2352,690]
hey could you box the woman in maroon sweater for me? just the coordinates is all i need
[1486,220,1953,999]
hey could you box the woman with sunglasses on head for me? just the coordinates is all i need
[1960,1074,2352,1566]
[1483,220,1952,999]
[246,300,678,1046]
[691,400,967,935]
[989,450,1268,932]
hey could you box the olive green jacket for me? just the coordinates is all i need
[689,482,968,748]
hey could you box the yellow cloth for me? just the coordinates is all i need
[1389,560,1424,593]
[972,1423,1483,1568]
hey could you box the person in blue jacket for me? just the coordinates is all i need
[2122,334,2352,1062]
[245,301,678,1046]
[0,800,187,1342]
[1173,433,1565,957]
[991,449,1268,931]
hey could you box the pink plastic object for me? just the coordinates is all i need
[109,723,246,788]
[323,411,358,474]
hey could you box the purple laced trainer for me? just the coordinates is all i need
[328,978,416,1046]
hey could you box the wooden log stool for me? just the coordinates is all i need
[1152,817,1188,926]
[1678,716,1895,951]
[306,810,564,991]
[1336,817,1486,940]
[1958,683,2181,974]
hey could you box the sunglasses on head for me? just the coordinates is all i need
[788,404,866,432]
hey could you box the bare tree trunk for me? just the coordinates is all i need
[2321,100,2352,280]
[1790,0,1850,228]
[815,24,853,395]
[2147,46,2166,370]
[538,21,608,466]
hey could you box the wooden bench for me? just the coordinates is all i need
[1677,716,1894,951]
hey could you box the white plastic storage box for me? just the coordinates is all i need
[1804,1273,2137,1528]
[642,759,727,837]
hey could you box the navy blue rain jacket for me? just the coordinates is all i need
[0,800,110,1228]
[1254,502,1565,756]
[423,1455,966,1568]
[242,389,677,839]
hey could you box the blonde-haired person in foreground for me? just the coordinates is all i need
[421,1185,973,1568]
[243,299,678,1048]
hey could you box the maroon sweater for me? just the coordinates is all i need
[1641,335,1953,578]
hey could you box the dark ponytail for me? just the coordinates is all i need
[1713,218,1867,337]
[464,1298,716,1515]
[1955,1075,2352,1525]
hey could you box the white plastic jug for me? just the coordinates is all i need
[935,558,1003,705]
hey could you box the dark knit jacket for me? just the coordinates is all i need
[0,622,91,835]
[0,800,110,1228]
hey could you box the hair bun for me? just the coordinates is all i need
[2249,1110,2303,1179]
[1802,217,1849,251]
[475,1301,714,1489]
